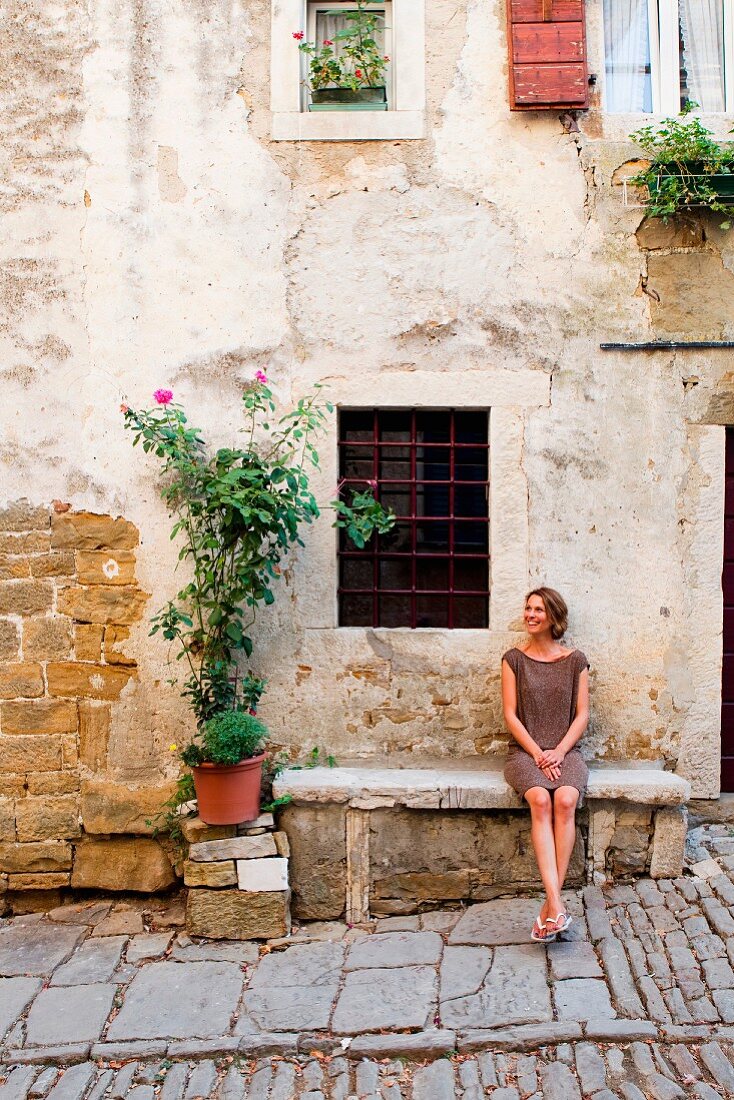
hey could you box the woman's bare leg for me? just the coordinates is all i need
[552,785,580,900]
[525,786,562,932]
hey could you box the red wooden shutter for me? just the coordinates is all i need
[507,0,588,110]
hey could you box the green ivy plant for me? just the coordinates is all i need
[122,378,394,727]
[294,0,389,93]
[629,104,734,227]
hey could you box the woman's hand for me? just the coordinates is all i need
[538,748,565,770]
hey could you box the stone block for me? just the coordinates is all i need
[0,774,25,796]
[74,624,104,661]
[27,771,81,795]
[183,859,237,887]
[8,872,72,890]
[0,840,72,872]
[23,616,73,660]
[103,626,135,666]
[15,796,81,841]
[188,834,277,861]
[0,620,20,660]
[636,216,703,250]
[237,856,289,892]
[0,533,50,554]
[647,251,734,337]
[279,803,347,920]
[76,550,136,586]
[186,888,290,939]
[0,581,53,616]
[1,699,78,735]
[57,586,148,626]
[29,552,75,578]
[78,702,110,770]
[71,838,176,891]
[0,554,30,579]
[273,831,290,857]
[0,662,44,699]
[0,734,63,773]
[62,734,78,768]
[0,501,50,533]
[52,512,139,551]
[650,805,688,879]
[47,661,136,700]
[7,888,63,913]
[80,778,177,835]
[180,816,237,844]
[0,794,15,836]
[237,812,275,833]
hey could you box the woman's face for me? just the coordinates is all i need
[524,595,550,637]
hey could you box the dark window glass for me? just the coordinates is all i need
[338,409,490,627]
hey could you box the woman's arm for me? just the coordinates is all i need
[537,668,589,770]
[502,659,560,782]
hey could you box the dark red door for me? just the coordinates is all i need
[722,428,734,790]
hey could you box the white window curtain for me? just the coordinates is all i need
[604,0,653,111]
[314,9,386,64]
[679,0,726,112]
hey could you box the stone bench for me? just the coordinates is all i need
[273,762,691,921]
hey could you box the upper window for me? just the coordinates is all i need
[604,0,733,113]
[303,1,393,112]
[338,409,490,629]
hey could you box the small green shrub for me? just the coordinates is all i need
[181,710,267,767]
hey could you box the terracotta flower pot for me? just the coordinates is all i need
[192,753,266,825]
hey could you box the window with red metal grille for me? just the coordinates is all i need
[338,409,490,628]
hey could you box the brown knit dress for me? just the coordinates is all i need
[503,647,590,799]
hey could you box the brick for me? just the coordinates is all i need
[78,702,110,770]
[27,771,80,795]
[52,512,139,550]
[2,699,78,735]
[74,624,103,661]
[0,619,20,659]
[0,501,50,533]
[57,586,148,625]
[0,734,62,773]
[23,617,73,660]
[0,841,72,872]
[29,552,75,578]
[15,796,81,841]
[183,859,238,887]
[47,661,136,700]
[0,533,51,554]
[9,872,71,890]
[0,554,30,579]
[76,550,136,586]
[103,626,135,666]
[0,581,53,616]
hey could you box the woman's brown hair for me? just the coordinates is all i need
[526,587,568,640]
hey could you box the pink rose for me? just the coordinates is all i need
[255,370,268,384]
[153,389,173,405]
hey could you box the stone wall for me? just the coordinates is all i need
[0,501,176,912]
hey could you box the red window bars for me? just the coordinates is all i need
[338,409,490,628]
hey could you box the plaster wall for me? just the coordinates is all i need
[1,0,732,841]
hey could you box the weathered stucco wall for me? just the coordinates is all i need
[2,0,734,903]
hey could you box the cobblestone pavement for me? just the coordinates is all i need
[4,823,734,1097]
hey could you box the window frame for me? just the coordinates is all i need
[605,0,734,114]
[337,408,491,630]
[270,0,425,141]
[304,0,394,112]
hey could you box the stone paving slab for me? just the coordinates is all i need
[49,937,127,986]
[0,924,83,977]
[25,985,117,1046]
[0,978,42,1041]
[448,898,541,945]
[332,964,437,1033]
[107,962,244,1040]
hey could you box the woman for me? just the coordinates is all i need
[502,587,590,943]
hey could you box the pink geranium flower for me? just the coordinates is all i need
[292,30,304,39]
[153,389,173,405]
[255,370,268,384]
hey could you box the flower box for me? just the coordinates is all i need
[647,163,734,207]
[308,86,388,111]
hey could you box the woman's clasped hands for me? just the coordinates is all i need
[535,747,565,782]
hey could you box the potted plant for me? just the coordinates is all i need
[122,378,393,826]
[293,0,389,112]
[629,105,734,227]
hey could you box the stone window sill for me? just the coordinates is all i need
[271,110,425,141]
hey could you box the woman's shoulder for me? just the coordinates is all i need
[502,647,520,669]
[574,649,590,670]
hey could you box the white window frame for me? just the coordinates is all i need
[304,0,394,112]
[607,0,734,114]
[271,0,425,141]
